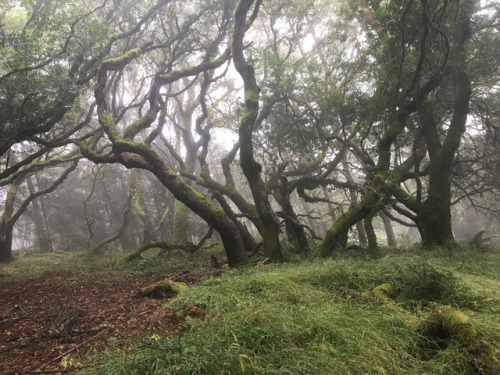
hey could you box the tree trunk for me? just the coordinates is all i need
[0,179,20,263]
[380,210,397,247]
[232,0,282,262]
[279,176,311,253]
[173,200,189,244]
[149,163,250,266]
[173,104,198,244]
[211,191,258,253]
[87,42,250,267]
[0,227,14,263]
[417,73,471,245]
[415,1,472,246]
[364,212,378,254]
[27,176,53,253]
[131,170,153,243]
[103,179,135,251]
[343,160,367,245]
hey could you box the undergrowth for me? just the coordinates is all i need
[0,251,119,284]
[84,246,500,375]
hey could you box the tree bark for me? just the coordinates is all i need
[279,175,311,253]
[416,1,473,245]
[0,179,20,262]
[131,169,153,243]
[173,100,198,244]
[232,0,283,262]
[380,210,397,247]
[27,176,53,253]
[86,42,250,266]
[343,160,367,245]
[364,212,378,254]
[102,179,135,251]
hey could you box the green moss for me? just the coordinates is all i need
[123,114,154,139]
[373,283,396,301]
[99,113,119,141]
[102,48,142,70]
[173,200,189,244]
[419,305,500,373]
[138,279,187,298]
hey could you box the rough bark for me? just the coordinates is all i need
[415,0,473,245]
[85,43,250,267]
[343,161,367,245]
[363,212,378,254]
[417,72,471,245]
[277,174,311,253]
[131,169,153,243]
[91,114,250,267]
[102,179,135,251]
[27,176,52,253]
[380,210,397,247]
[232,0,283,262]
[0,180,20,262]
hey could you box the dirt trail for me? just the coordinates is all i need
[0,269,213,374]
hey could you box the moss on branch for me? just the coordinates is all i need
[123,114,155,140]
[102,47,142,70]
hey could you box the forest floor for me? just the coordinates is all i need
[0,255,222,374]
[1,248,498,375]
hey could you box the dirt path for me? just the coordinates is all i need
[0,269,215,374]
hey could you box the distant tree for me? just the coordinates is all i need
[0,159,78,262]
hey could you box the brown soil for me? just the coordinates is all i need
[0,268,220,374]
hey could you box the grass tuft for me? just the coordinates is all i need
[84,247,500,375]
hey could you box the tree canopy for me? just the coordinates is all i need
[1,0,499,263]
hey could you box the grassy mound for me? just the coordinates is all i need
[84,248,499,374]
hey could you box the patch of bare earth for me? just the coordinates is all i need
[0,269,220,374]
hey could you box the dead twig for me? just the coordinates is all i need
[34,326,111,372]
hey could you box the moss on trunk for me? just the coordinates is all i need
[173,200,189,244]
[364,212,378,255]
[232,0,283,263]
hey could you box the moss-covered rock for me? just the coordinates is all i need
[373,282,396,301]
[138,279,187,299]
[418,305,500,374]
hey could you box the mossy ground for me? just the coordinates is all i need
[82,245,499,375]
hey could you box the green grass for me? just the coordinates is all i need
[0,251,120,284]
[84,246,500,375]
[0,245,227,284]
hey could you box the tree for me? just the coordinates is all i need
[316,0,480,256]
[78,0,254,266]
[0,158,78,262]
